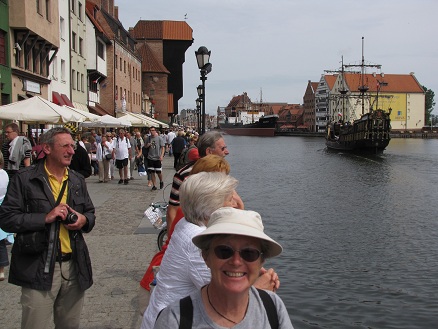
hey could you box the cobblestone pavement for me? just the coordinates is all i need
[0,155,176,329]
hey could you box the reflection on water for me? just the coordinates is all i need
[225,136,438,329]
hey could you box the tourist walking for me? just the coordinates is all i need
[100,136,112,183]
[112,128,131,185]
[0,127,95,329]
[126,131,136,180]
[1,122,32,179]
[145,127,165,190]
[170,130,186,169]
[167,129,176,156]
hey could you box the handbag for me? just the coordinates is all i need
[15,180,68,255]
[105,153,112,160]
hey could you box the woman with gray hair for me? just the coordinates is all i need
[154,207,294,328]
[141,172,279,329]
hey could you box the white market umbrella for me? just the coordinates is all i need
[79,114,132,128]
[132,112,169,128]
[118,112,151,127]
[0,96,86,123]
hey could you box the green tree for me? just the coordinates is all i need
[423,86,435,124]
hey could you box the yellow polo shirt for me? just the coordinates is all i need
[44,163,72,254]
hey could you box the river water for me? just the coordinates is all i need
[224,136,438,329]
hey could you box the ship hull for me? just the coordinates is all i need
[219,115,278,137]
[326,109,391,153]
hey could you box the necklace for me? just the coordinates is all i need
[206,284,247,325]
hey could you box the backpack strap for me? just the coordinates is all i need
[177,290,278,329]
[257,288,279,329]
[179,295,193,329]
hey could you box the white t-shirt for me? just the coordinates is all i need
[167,131,176,144]
[113,137,131,160]
[141,218,209,329]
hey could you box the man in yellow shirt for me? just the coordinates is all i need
[0,127,95,329]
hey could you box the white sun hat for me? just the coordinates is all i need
[192,207,283,258]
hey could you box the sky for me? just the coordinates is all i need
[118,0,438,115]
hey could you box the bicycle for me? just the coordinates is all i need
[142,183,171,251]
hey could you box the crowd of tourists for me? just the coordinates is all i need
[0,123,294,328]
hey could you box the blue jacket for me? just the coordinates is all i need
[0,161,95,291]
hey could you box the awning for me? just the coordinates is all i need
[89,105,109,116]
[61,94,74,107]
[63,106,101,121]
[52,91,66,106]
[132,113,169,128]
[79,114,131,128]
[73,101,89,112]
[117,112,151,127]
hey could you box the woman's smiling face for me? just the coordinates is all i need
[204,235,263,295]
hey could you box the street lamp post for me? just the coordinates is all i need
[195,46,212,134]
[196,98,202,133]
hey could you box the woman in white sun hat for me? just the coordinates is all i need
[154,207,294,329]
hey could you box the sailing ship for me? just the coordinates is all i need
[325,38,391,153]
[219,90,278,137]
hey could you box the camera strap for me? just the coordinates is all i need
[44,179,68,274]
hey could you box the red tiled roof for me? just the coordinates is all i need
[131,21,193,41]
[324,74,338,90]
[311,82,319,92]
[343,73,424,93]
[137,43,170,73]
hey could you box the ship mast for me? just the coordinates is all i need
[344,37,382,115]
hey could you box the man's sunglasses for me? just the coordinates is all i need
[213,245,262,262]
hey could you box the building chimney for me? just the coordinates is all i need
[114,6,118,20]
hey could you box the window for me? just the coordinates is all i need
[97,41,104,59]
[77,72,80,90]
[78,2,82,20]
[115,55,117,68]
[124,60,126,73]
[119,57,122,71]
[61,59,65,81]
[71,0,75,14]
[0,30,6,66]
[46,0,51,21]
[51,56,57,79]
[79,37,83,56]
[36,0,42,14]
[60,17,65,40]
[72,32,76,51]
[81,74,84,91]
[72,69,76,89]
[90,77,98,93]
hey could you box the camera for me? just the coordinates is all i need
[64,211,78,225]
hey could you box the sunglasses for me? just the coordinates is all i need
[213,245,262,262]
